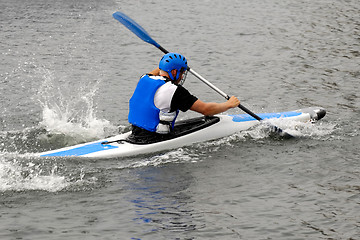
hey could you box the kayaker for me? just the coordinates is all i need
[128,52,240,143]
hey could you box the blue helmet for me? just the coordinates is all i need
[159,53,188,81]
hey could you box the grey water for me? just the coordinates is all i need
[1,0,359,239]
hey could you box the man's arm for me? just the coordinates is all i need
[190,96,240,116]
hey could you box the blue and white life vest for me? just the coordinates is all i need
[128,75,178,133]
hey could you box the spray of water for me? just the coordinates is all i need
[36,67,118,142]
[0,65,120,192]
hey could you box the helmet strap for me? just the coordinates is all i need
[175,70,181,81]
[169,69,178,81]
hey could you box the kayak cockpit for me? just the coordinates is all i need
[126,116,220,144]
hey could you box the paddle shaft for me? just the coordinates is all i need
[157,44,263,121]
[188,68,263,121]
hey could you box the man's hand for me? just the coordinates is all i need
[227,96,240,108]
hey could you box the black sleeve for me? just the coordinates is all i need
[170,85,198,112]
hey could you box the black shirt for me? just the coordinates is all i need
[170,85,198,112]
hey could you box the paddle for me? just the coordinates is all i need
[112,11,294,138]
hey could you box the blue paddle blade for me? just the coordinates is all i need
[113,11,160,48]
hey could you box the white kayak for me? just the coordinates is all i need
[38,106,326,158]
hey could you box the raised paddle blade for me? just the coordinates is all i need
[113,12,161,48]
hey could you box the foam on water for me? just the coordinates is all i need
[264,118,337,139]
[192,118,337,150]
[0,152,103,193]
[0,155,69,192]
[128,148,202,169]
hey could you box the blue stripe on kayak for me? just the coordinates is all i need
[40,142,118,157]
[230,111,301,122]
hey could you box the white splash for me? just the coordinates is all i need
[36,67,118,141]
[263,118,337,139]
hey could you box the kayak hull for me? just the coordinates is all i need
[38,107,326,158]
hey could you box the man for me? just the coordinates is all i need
[128,52,240,143]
